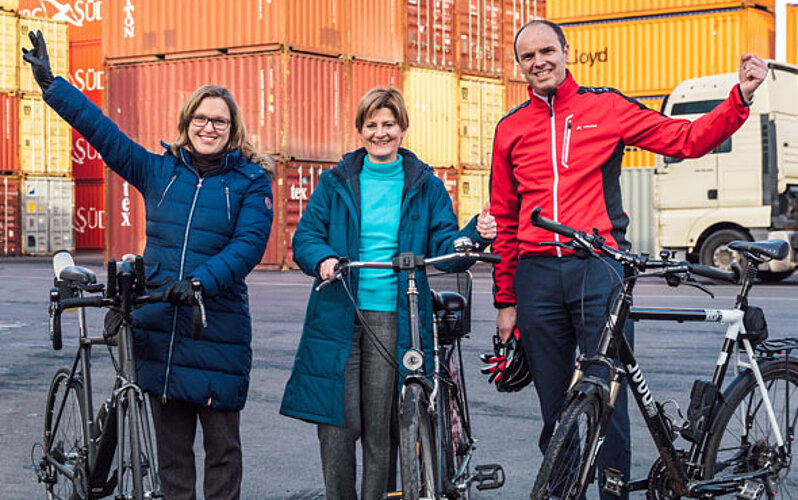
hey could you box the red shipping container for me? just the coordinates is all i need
[502,0,545,80]
[506,79,529,110]
[347,0,403,63]
[0,93,19,173]
[458,0,503,75]
[18,0,104,42]
[283,161,335,269]
[433,167,458,215]
[343,60,403,152]
[104,170,145,260]
[70,40,105,179]
[74,179,104,250]
[407,0,456,69]
[0,175,20,256]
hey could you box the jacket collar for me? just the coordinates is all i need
[160,141,242,175]
[527,70,579,107]
[332,147,430,189]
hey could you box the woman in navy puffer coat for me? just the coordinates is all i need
[24,31,272,500]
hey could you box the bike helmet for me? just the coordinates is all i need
[480,328,533,392]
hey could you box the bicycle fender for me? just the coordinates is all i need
[562,377,611,424]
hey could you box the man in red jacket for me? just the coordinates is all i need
[490,19,766,498]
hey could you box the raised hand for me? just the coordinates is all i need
[476,201,496,240]
[738,53,767,103]
[22,30,55,92]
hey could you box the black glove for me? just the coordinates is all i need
[21,30,54,92]
[163,279,197,304]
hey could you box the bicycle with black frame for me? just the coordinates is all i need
[318,237,505,500]
[527,207,798,499]
[31,251,206,500]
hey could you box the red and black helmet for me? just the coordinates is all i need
[480,328,532,393]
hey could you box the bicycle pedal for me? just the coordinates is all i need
[473,463,505,490]
[736,480,764,500]
[601,468,624,497]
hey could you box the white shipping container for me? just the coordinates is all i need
[22,176,74,255]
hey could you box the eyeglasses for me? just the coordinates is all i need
[191,114,231,131]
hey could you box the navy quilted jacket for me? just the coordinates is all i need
[44,77,273,411]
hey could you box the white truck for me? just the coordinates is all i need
[655,61,798,281]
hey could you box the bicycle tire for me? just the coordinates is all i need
[44,368,88,500]
[400,382,437,500]
[440,347,470,499]
[531,394,603,500]
[115,386,159,500]
[703,357,798,498]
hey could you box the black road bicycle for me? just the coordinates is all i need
[32,252,205,500]
[528,208,798,499]
[318,237,505,500]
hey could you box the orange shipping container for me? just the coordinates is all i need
[74,178,104,250]
[343,60,403,152]
[104,170,144,260]
[547,0,774,24]
[407,0,456,69]
[18,0,103,42]
[505,79,529,109]
[103,0,344,61]
[789,4,797,65]
[458,0,503,75]
[0,93,19,173]
[563,8,774,97]
[69,40,104,180]
[283,161,335,269]
[502,0,545,81]
[347,0,403,63]
[0,174,20,256]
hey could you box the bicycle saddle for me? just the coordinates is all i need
[431,290,466,313]
[58,265,97,285]
[728,239,789,260]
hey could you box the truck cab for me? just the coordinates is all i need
[655,61,798,281]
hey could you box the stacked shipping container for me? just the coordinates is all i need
[789,4,798,65]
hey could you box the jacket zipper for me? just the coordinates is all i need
[161,177,204,403]
[561,114,573,169]
[157,175,178,208]
[225,186,231,222]
[547,94,562,257]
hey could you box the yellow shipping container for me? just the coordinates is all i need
[0,1,18,11]
[457,168,490,228]
[403,67,459,168]
[622,97,665,168]
[548,0,774,24]
[18,16,68,94]
[20,95,71,176]
[789,4,798,65]
[459,75,504,168]
[0,11,16,92]
[563,8,774,97]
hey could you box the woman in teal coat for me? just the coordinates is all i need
[280,87,496,499]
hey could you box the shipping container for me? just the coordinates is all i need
[407,0,456,69]
[622,97,665,168]
[563,8,774,97]
[0,175,20,255]
[282,161,335,269]
[343,59,403,152]
[548,0,773,24]
[459,75,504,167]
[103,0,344,61]
[0,93,19,173]
[0,0,18,11]
[505,79,529,109]
[457,168,489,228]
[68,39,103,105]
[347,0,403,63]
[433,166,458,214]
[620,167,655,255]
[458,0,503,75]
[71,131,103,179]
[0,11,17,92]
[104,170,144,260]
[74,178,103,250]
[403,67,459,167]
[18,15,68,94]
[21,175,73,255]
[502,0,546,80]
[18,0,103,42]
[789,4,797,65]
[19,94,71,176]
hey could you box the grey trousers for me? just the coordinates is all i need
[317,310,398,500]
[148,395,242,500]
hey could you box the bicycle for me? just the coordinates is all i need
[527,207,798,499]
[32,251,206,500]
[317,237,505,500]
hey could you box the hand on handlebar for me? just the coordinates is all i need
[319,257,339,281]
[163,278,199,304]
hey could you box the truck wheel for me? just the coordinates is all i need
[699,229,748,271]
[757,270,794,283]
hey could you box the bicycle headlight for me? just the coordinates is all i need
[402,349,424,371]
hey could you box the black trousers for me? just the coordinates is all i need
[148,395,242,500]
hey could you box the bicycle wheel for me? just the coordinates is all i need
[116,387,159,500]
[703,357,798,499]
[531,394,603,500]
[440,347,471,498]
[44,368,88,500]
[400,382,437,500]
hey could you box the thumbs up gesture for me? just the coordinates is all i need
[476,201,496,240]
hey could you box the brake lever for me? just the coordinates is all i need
[683,278,715,299]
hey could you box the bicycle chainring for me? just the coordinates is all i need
[645,456,683,500]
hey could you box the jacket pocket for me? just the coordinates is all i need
[561,114,573,169]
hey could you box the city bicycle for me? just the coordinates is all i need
[31,251,205,500]
[528,207,797,499]
[318,237,505,499]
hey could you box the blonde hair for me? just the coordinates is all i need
[168,84,275,178]
[355,86,409,132]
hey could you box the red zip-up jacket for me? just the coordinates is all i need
[490,72,750,307]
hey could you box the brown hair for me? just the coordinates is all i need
[355,86,409,132]
[168,84,275,177]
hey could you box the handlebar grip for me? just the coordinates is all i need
[106,258,117,298]
[690,264,740,284]
[49,288,62,351]
[191,280,206,340]
[530,207,575,238]
[476,252,502,264]
[59,296,107,309]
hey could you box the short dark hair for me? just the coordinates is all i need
[513,20,567,62]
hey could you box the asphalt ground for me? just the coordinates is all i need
[1,256,798,499]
